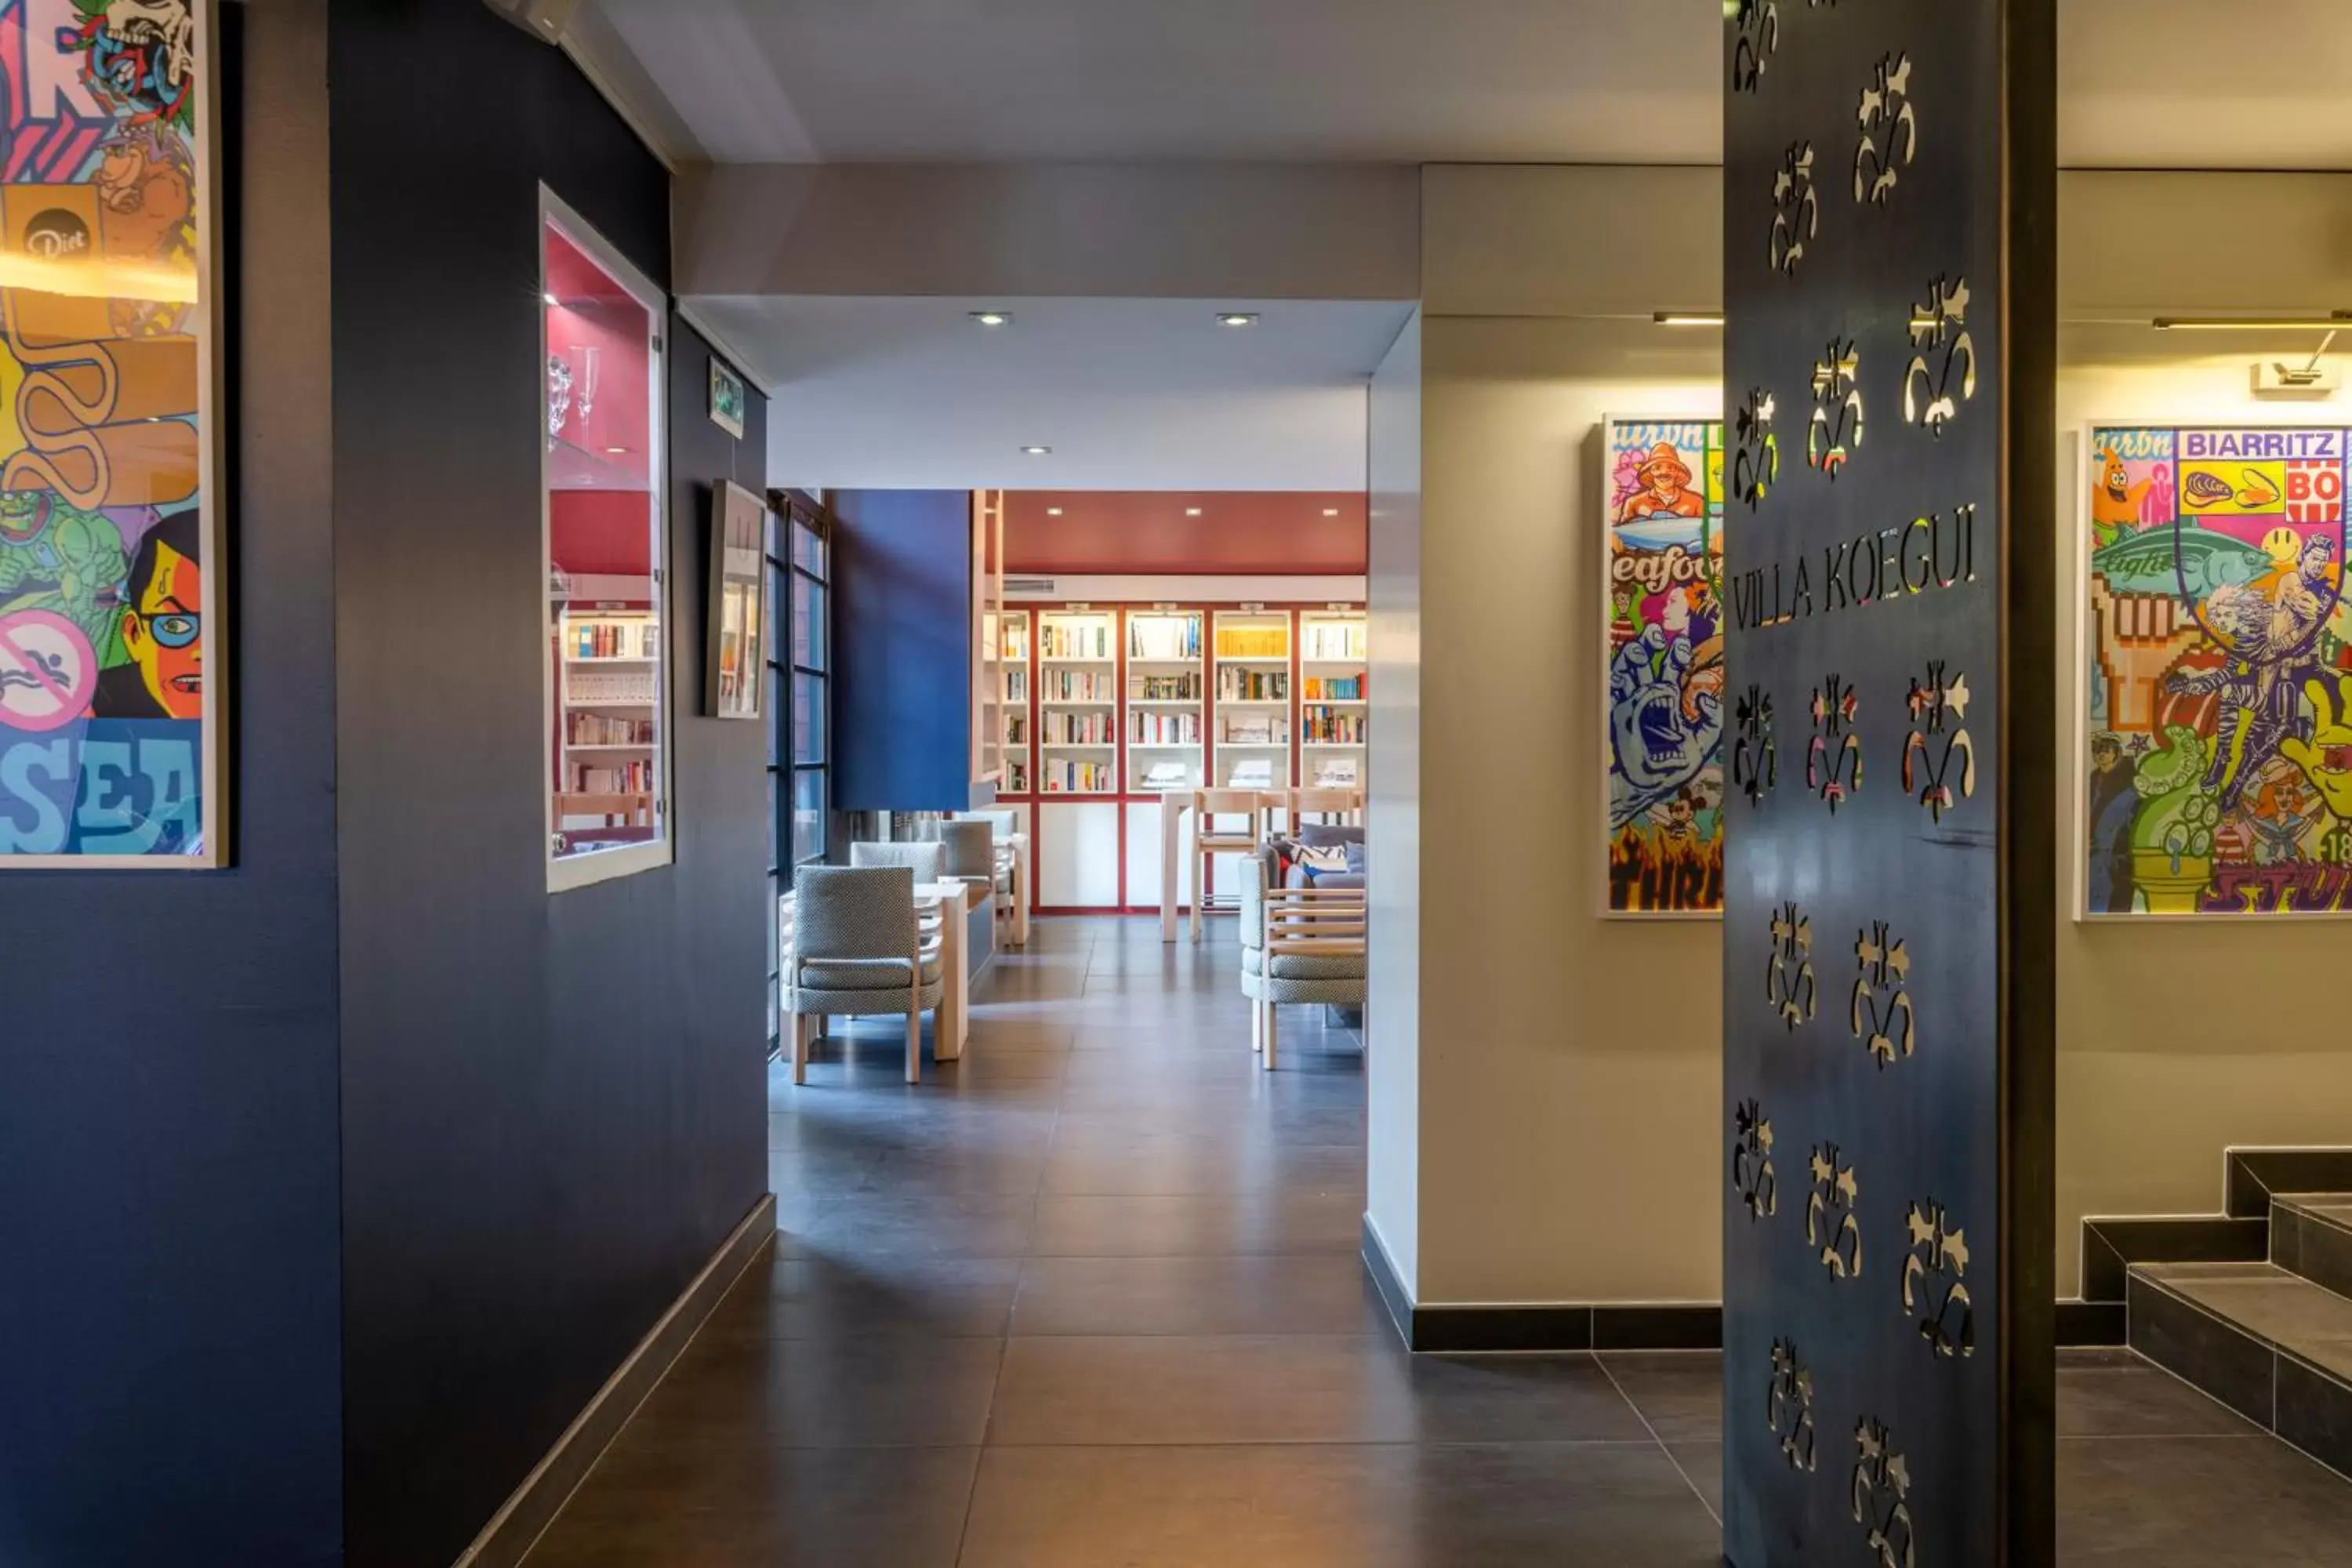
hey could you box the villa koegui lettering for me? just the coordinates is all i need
[1732,503,1979,631]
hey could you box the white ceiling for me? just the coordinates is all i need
[694,296,1414,491]
[585,0,2352,171]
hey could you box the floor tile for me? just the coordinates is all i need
[615,1334,1004,1450]
[1601,1351,1725,1444]
[779,1189,1042,1261]
[2058,1435,2352,1566]
[701,1252,1024,1341]
[2057,1346,2258,1437]
[1029,1190,1363,1257]
[1011,1253,1388,1338]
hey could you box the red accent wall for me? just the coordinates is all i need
[1005,492,1367,575]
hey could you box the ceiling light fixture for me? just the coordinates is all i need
[2153,313,2352,331]
[969,310,1014,328]
[543,292,560,307]
[1021,445,1052,456]
[1323,507,1341,517]
[1046,506,1064,516]
[1185,506,1204,517]
[1653,311,1725,327]
[604,445,630,455]
[1216,311,1261,328]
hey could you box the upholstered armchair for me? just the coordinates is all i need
[1238,849,1367,1070]
[784,866,945,1086]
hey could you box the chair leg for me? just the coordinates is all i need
[790,1012,808,1086]
[1190,851,1203,945]
[1250,996,1262,1054]
[1262,1002,1277,1072]
[905,1004,921,1084]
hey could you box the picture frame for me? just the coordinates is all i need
[705,481,768,720]
[0,0,227,869]
[708,358,746,440]
[1599,416,1729,917]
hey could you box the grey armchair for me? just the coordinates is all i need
[1239,849,1367,1070]
[785,866,945,1086]
[954,810,1027,946]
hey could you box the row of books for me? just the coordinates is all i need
[1301,622,1367,661]
[1040,759,1115,793]
[1043,712,1116,744]
[1040,621,1113,659]
[565,670,657,705]
[1004,670,1029,702]
[1042,669,1115,701]
[1221,718,1287,745]
[1301,711,1365,744]
[1128,615,1203,660]
[1303,674,1364,701]
[1004,717,1029,745]
[1005,761,1029,793]
[567,619,658,659]
[1131,673,1201,700]
[1129,711,1202,745]
[568,760,654,793]
[1214,627,1289,659]
[1218,669,1290,701]
[566,712,654,745]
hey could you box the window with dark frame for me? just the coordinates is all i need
[766,492,831,1055]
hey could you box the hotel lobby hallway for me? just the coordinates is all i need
[524,918,2352,1566]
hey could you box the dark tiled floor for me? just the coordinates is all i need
[526,916,2352,1566]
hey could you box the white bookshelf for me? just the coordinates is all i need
[558,612,659,799]
[1036,609,1118,794]
[1124,608,1203,794]
[1000,608,1032,796]
[1298,608,1367,790]
[1212,610,1292,790]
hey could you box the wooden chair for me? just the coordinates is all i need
[1287,787,1364,826]
[1237,852,1368,1070]
[1190,788,1269,943]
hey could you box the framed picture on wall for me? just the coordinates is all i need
[706,481,768,720]
[0,1,225,869]
[708,358,746,440]
[2078,421,2352,917]
[1600,417,1727,916]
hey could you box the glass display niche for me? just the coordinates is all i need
[543,193,670,890]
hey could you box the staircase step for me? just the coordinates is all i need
[2229,1150,2352,1218]
[2274,1195,2352,1299]
[2129,1261,2352,1478]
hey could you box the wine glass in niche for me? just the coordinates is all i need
[579,344,601,434]
[546,350,574,445]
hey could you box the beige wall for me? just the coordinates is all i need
[1376,165,2352,1308]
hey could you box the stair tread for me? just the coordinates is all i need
[2135,1261,2352,1382]
[2274,1192,2352,1232]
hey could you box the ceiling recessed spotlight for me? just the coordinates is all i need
[970,310,1014,328]
[604,445,630,455]
[543,292,560,307]
[1022,445,1052,456]
[1216,311,1261,328]
[1046,506,1064,516]
[1185,506,1203,517]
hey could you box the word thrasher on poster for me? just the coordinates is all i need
[1604,418,1726,915]
[0,1,219,866]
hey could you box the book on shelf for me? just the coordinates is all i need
[1226,758,1277,788]
[1216,667,1290,701]
[1220,717,1287,746]
[1140,760,1192,790]
[1006,761,1029,793]
[1301,622,1367,661]
[565,669,657,705]
[1043,711,1115,745]
[1041,758,1113,793]
[1127,615,1202,660]
[1214,626,1289,659]
[1005,715,1029,745]
[570,760,654,793]
[1131,672,1202,701]
[1005,669,1029,702]
[1301,673,1364,701]
[1039,620,1112,659]
[1310,755,1361,787]
[1128,709,1202,745]
[1299,710,1364,744]
[566,712,654,746]
[568,619,658,659]
[1042,668,1114,702]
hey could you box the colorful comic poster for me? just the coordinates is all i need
[1605,419,1726,914]
[2082,424,2352,914]
[0,2,218,866]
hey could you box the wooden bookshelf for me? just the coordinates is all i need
[1036,608,1119,794]
[557,611,659,813]
[1212,609,1293,790]
[1297,608,1367,791]
[1123,608,1204,795]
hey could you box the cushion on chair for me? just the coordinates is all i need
[1296,822,1365,850]
[1242,946,1368,981]
[850,840,946,883]
[799,953,943,989]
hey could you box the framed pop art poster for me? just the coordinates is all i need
[1602,417,1726,916]
[0,2,223,867]
[2079,423,2352,916]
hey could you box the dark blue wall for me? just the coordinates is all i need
[328,6,769,1566]
[0,5,347,1564]
[831,490,979,811]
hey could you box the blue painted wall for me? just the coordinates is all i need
[831,490,981,811]
[0,5,347,1563]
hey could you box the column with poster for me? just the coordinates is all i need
[0,2,220,866]
[1720,1,2055,1563]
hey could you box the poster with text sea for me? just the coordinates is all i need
[1605,419,1725,914]
[0,2,216,866]
[2084,424,2352,914]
